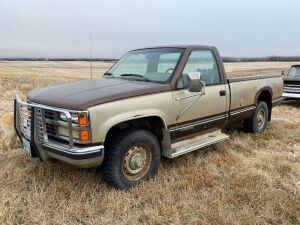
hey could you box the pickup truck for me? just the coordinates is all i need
[14,45,283,189]
[283,65,300,99]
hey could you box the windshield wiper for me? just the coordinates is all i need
[103,72,115,78]
[120,74,150,82]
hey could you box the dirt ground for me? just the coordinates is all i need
[0,61,300,225]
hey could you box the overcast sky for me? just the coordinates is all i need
[0,0,299,58]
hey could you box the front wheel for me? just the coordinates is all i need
[102,128,161,190]
[244,101,269,133]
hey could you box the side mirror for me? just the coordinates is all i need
[187,72,205,92]
[281,70,285,76]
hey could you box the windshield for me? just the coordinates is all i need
[288,66,300,77]
[106,48,184,83]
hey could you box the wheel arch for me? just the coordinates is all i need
[255,87,273,121]
[103,115,168,146]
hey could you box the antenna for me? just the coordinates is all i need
[90,32,93,79]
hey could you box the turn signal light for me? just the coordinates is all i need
[78,114,88,125]
[79,130,89,141]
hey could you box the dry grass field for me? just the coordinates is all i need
[0,61,300,224]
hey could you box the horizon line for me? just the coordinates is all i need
[1,56,300,63]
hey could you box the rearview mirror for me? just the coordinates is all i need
[187,72,204,92]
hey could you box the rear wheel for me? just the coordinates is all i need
[102,128,161,189]
[244,101,269,133]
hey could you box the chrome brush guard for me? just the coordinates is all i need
[15,94,74,147]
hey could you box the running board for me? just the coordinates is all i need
[163,130,229,158]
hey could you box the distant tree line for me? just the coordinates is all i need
[0,57,117,62]
[1,56,300,62]
[222,56,300,62]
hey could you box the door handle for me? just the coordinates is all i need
[219,90,226,96]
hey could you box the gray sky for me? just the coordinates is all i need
[0,0,299,58]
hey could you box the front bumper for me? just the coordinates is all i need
[283,92,300,99]
[43,141,104,168]
[14,94,104,168]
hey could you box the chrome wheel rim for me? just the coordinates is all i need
[122,144,152,181]
[256,109,265,129]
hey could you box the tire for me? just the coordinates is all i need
[102,128,161,190]
[244,101,269,133]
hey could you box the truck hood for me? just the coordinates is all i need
[283,76,300,82]
[28,77,171,110]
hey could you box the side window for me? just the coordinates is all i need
[177,50,220,89]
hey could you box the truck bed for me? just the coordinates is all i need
[227,74,283,118]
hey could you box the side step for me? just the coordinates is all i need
[166,130,229,158]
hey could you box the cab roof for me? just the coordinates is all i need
[131,45,217,51]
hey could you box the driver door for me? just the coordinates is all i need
[171,50,228,141]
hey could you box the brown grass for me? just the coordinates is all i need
[0,61,300,225]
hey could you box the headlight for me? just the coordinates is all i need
[59,112,79,123]
[58,112,90,142]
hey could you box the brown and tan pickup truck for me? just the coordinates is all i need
[14,45,283,189]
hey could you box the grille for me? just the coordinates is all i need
[45,110,55,120]
[44,110,56,136]
[18,104,65,143]
[283,84,300,94]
